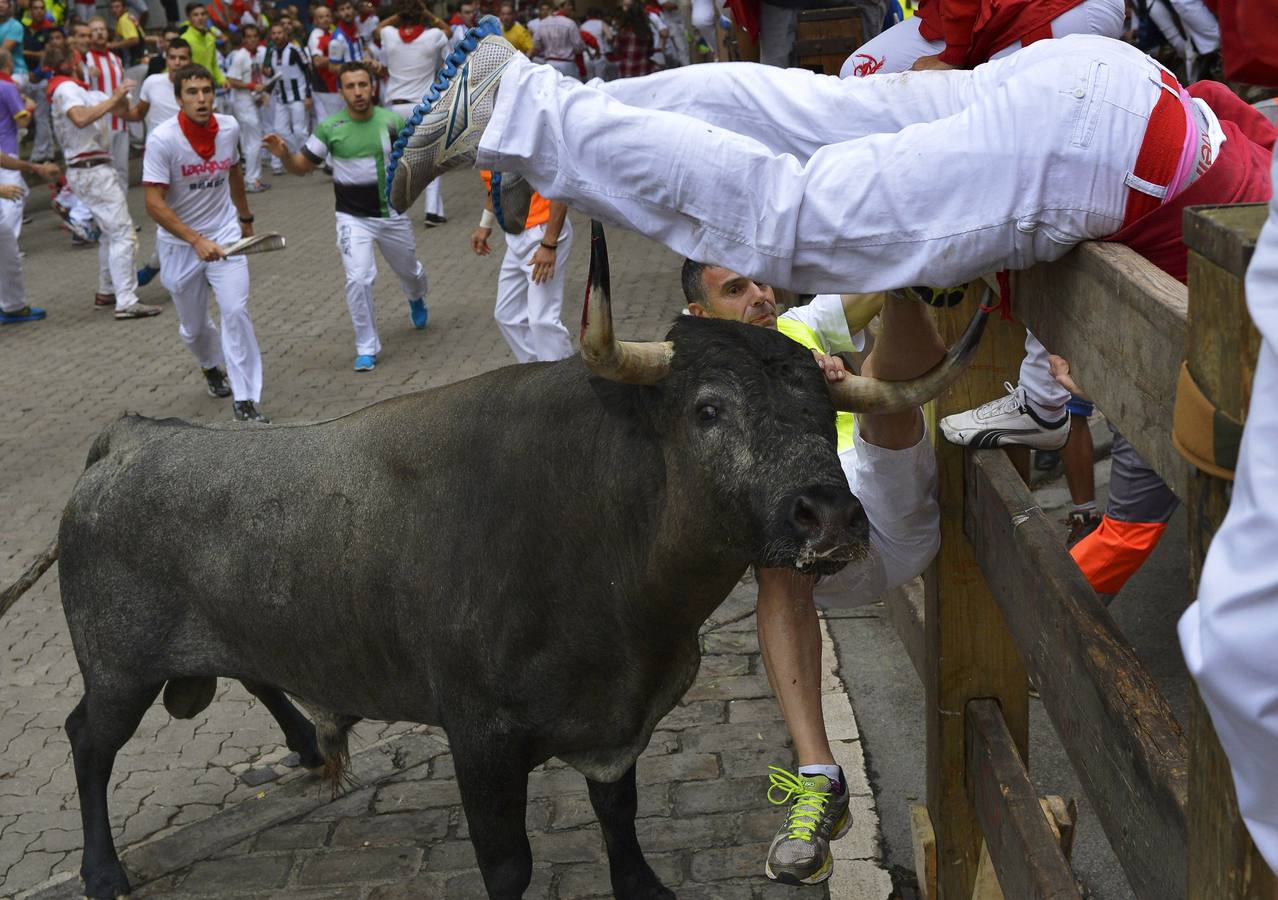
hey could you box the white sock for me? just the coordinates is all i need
[1072,501,1098,514]
[798,764,843,789]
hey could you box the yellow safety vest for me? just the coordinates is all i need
[776,316,856,453]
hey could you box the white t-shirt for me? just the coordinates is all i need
[52,81,112,161]
[138,72,179,133]
[357,12,379,43]
[226,45,267,98]
[141,113,242,244]
[526,15,543,35]
[381,26,448,102]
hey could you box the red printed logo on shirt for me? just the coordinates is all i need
[180,158,234,177]
[850,54,885,77]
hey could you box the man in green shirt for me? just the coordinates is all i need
[179,0,224,86]
[264,61,429,373]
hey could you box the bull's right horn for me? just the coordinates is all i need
[825,301,990,414]
[580,220,674,385]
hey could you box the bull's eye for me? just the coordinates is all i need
[697,404,719,423]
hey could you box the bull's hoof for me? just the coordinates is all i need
[612,871,675,900]
[81,863,131,899]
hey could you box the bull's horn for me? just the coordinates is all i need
[826,302,990,414]
[580,220,674,385]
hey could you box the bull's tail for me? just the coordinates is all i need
[0,540,59,621]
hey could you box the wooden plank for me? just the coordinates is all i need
[884,582,925,682]
[925,287,1029,900]
[964,700,1081,900]
[911,803,938,900]
[971,797,1079,900]
[1182,207,1278,900]
[963,448,1188,900]
[1009,241,1190,500]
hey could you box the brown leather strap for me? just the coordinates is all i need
[1171,361,1244,481]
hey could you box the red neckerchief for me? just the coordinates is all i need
[178,110,220,160]
[46,74,87,102]
[644,4,662,15]
[0,73,14,84]
[397,23,425,42]
[336,19,359,42]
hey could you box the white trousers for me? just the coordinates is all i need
[495,219,574,363]
[1179,149,1278,875]
[272,98,309,165]
[1020,332,1071,413]
[0,173,25,313]
[1169,0,1219,53]
[110,129,129,185]
[842,0,1125,77]
[1147,0,1189,56]
[482,35,1160,294]
[231,94,264,184]
[391,102,445,217]
[335,212,429,356]
[157,237,264,402]
[68,164,138,310]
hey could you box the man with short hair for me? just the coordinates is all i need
[126,36,191,285]
[450,0,477,45]
[143,63,269,421]
[85,15,128,181]
[325,0,366,69]
[179,2,226,88]
[306,3,339,123]
[107,0,141,64]
[264,19,308,174]
[683,267,941,885]
[0,0,28,86]
[264,62,429,372]
[47,40,159,318]
[225,24,270,191]
[497,1,531,54]
[529,1,583,79]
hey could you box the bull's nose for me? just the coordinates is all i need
[788,485,863,538]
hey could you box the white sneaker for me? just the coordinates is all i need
[386,16,512,214]
[940,382,1069,450]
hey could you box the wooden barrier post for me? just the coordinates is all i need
[923,288,1029,900]
[1182,204,1277,900]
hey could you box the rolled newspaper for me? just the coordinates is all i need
[222,233,286,256]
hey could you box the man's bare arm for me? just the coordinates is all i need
[66,84,132,127]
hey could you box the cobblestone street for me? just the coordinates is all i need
[0,169,890,898]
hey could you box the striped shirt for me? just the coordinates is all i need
[303,106,405,218]
[267,42,309,104]
[85,48,124,130]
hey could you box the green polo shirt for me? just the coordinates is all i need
[180,24,225,86]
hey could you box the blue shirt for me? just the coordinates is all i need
[0,19,28,73]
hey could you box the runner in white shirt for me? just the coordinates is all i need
[225,24,270,192]
[47,42,158,318]
[142,63,268,422]
[264,23,310,174]
[379,0,450,225]
[85,17,129,183]
[125,39,193,287]
[307,5,341,125]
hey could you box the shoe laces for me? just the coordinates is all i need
[767,766,830,842]
[976,381,1025,418]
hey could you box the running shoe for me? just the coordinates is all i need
[491,170,532,234]
[408,298,428,330]
[764,767,851,886]
[203,366,232,398]
[114,302,163,320]
[424,213,448,227]
[246,180,272,193]
[137,264,160,286]
[94,292,116,308]
[386,15,510,214]
[0,305,46,324]
[354,354,377,372]
[939,382,1070,451]
[233,400,270,422]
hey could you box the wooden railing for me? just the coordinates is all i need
[904,204,1274,900]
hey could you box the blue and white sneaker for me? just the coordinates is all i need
[354,354,377,372]
[137,264,160,286]
[0,305,46,324]
[491,171,533,234]
[408,298,428,329]
[386,15,512,214]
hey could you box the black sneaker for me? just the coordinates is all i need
[233,400,270,423]
[203,367,232,398]
[1065,509,1102,548]
[424,213,448,227]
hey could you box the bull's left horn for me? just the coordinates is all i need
[826,304,990,414]
[580,220,674,385]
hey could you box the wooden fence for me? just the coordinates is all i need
[895,204,1274,900]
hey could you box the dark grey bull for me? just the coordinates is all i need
[41,223,987,899]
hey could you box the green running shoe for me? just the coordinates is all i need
[763,766,851,886]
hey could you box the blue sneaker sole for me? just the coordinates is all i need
[384,15,504,208]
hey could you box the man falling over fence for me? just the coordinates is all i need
[384,15,1276,884]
